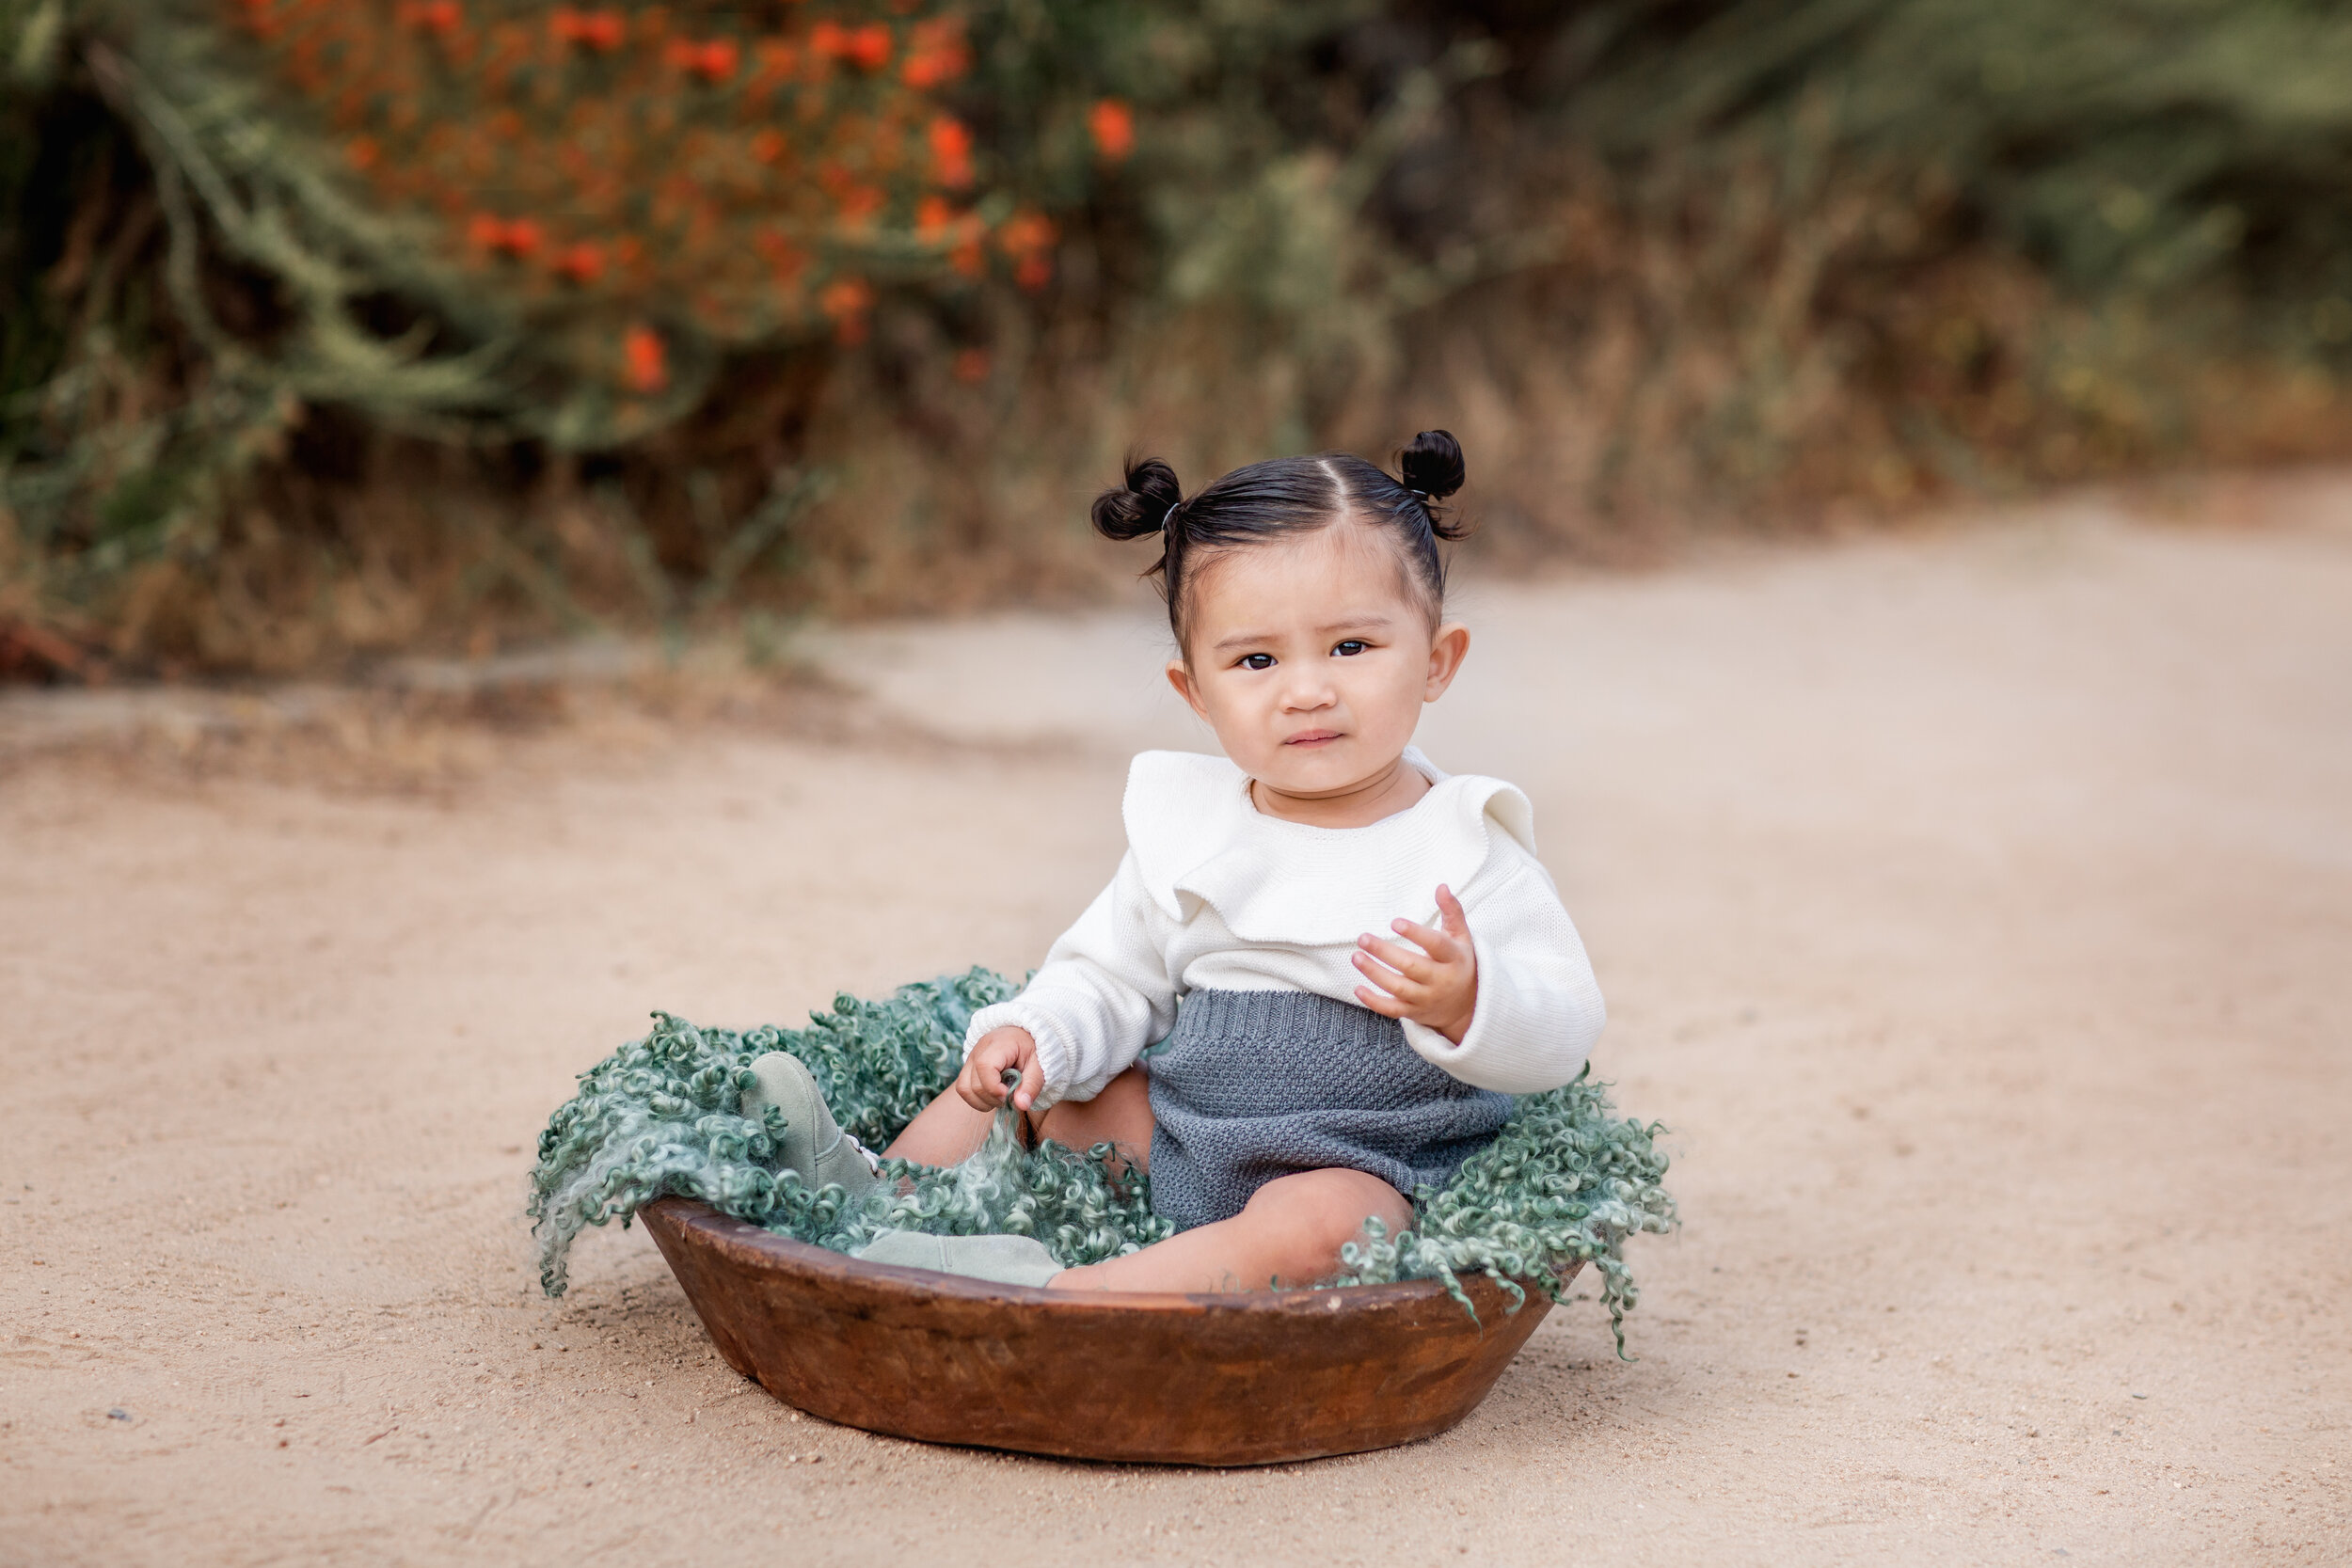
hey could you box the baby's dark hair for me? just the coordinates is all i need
[1090,431,1470,650]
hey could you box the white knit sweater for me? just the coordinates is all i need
[965,747,1606,1111]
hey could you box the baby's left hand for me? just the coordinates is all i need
[1353,884,1478,1045]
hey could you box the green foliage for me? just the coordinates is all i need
[527,967,1675,1355]
[10,0,2352,673]
[1567,0,2352,324]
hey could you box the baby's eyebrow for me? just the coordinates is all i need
[1210,614,1395,654]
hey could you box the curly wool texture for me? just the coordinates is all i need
[528,970,1167,1296]
[1329,1072,1676,1354]
[529,969,1673,1348]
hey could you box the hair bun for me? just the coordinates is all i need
[1398,430,1466,501]
[1091,456,1184,542]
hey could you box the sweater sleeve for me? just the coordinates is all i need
[963,849,1178,1111]
[1398,857,1605,1094]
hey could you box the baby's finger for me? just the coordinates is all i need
[1356,931,1435,982]
[1436,884,1469,931]
[1351,948,1428,1006]
[1353,984,1411,1019]
[1388,916,1462,965]
[1013,1055,1044,1114]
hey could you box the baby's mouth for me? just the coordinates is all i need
[1283,730,1343,747]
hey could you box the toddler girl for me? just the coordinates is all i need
[745,431,1605,1291]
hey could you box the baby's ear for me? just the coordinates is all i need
[1165,657,1208,718]
[1423,622,1471,700]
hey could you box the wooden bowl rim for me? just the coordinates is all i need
[644,1196,1539,1321]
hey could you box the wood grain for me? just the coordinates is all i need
[641,1196,1560,1466]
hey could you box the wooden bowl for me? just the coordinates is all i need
[641,1196,1561,1466]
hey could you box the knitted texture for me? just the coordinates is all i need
[966,749,1607,1104]
[1147,989,1512,1230]
[528,968,1673,1349]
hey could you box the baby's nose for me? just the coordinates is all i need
[1279,677,1337,710]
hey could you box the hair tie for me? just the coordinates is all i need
[1162,499,1183,531]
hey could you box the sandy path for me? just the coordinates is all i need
[3,493,2347,1566]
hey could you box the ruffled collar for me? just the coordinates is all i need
[1120,747,1537,943]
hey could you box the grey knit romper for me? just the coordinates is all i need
[1144,988,1514,1230]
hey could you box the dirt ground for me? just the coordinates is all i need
[3,482,2347,1567]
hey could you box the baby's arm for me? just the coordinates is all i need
[960,849,1178,1115]
[1358,863,1604,1093]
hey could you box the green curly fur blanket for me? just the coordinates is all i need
[529,969,1675,1348]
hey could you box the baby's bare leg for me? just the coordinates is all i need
[1034,1067,1154,1172]
[1050,1167,1409,1293]
[882,1064,1154,1168]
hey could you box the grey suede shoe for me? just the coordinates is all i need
[851,1229,1063,1288]
[742,1052,880,1201]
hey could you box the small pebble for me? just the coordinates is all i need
[106,1409,130,1423]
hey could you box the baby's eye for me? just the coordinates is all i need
[1238,653,1276,671]
[1331,640,1368,657]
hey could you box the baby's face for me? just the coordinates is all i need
[1167,524,1468,800]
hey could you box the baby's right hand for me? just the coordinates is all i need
[958,1026,1042,1114]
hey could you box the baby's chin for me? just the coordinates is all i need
[1249,740,1399,797]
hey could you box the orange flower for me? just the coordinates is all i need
[995,208,1057,290]
[821,277,875,316]
[928,116,973,188]
[847,23,892,71]
[808,21,848,57]
[346,135,379,171]
[951,347,989,383]
[836,184,885,222]
[551,8,625,50]
[948,240,984,277]
[469,214,543,258]
[623,325,667,392]
[820,276,875,345]
[915,195,955,237]
[554,243,605,284]
[667,38,739,82]
[1088,99,1135,162]
[994,209,1057,258]
[396,0,459,34]
[749,129,786,164]
[900,19,968,87]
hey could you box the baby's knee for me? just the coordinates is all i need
[1242,1168,1410,1260]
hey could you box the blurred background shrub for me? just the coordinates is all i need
[6,0,2352,678]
